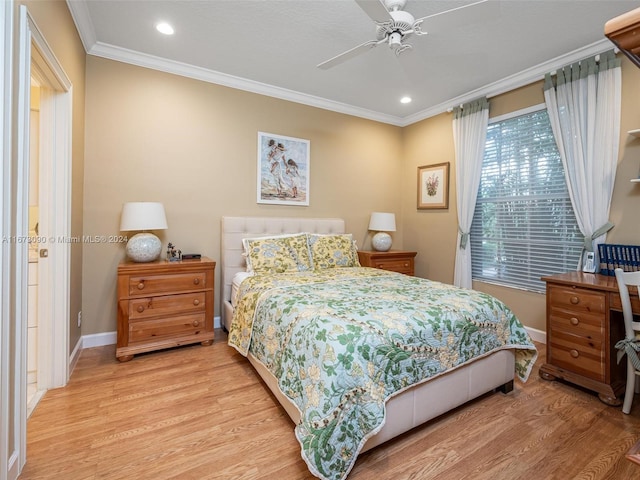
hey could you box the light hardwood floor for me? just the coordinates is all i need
[20,330,640,479]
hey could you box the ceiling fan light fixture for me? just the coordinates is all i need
[388,31,403,49]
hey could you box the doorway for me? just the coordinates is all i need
[5,6,74,478]
[26,78,42,416]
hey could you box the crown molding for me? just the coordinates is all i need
[400,39,616,126]
[88,41,406,126]
[65,0,95,53]
[65,0,616,128]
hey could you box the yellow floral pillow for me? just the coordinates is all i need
[243,234,312,274]
[308,234,360,269]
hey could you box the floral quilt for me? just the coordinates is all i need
[228,267,537,480]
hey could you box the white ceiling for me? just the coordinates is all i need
[66,0,638,126]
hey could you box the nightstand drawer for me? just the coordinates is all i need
[357,250,416,276]
[129,292,206,319]
[129,313,207,344]
[371,259,413,274]
[129,272,207,296]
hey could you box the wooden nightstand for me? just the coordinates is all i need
[357,250,417,276]
[116,257,216,361]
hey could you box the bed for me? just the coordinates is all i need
[220,216,537,480]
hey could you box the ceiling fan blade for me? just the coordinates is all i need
[317,39,382,70]
[355,0,393,24]
[415,0,500,36]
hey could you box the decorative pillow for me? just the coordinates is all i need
[242,233,312,274]
[308,233,360,269]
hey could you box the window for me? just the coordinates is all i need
[470,105,583,293]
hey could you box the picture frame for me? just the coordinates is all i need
[417,162,450,209]
[257,132,310,206]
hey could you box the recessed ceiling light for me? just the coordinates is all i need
[156,22,174,35]
[400,96,412,104]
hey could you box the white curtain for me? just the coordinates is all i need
[453,97,489,289]
[544,50,621,267]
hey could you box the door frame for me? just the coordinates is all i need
[20,4,72,386]
[1,1,15,479]
[7,6,72,478]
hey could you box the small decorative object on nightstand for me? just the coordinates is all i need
[116,256,215,361]
[368,212,396,252]
[166,242,182,261]
[358,250,417,276]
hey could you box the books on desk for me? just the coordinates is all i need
[598,243,640,276]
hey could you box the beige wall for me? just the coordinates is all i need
[83,47,640,338]
[22,0,86,352]
[83,56,403,335]
[402,55,640,332]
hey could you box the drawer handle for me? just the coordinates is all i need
[137,282,145,290]
[137,305,144,313]
[193,278,200,285]
[570,349,579,358]
[569,296,579,305]
[570,317,579,326]
[192,320,200,327]
[193,299,200,306]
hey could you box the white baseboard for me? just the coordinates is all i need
[525,326,546,344]
[82,331,117,348]
[73,317,540,350]
[7,449,19,480]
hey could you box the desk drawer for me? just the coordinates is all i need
[610,290,640,313]
[548,330,604,381]
[547,285,606,314]
[548,307,605,338]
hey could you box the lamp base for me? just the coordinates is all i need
[126,232,162,262]
[371,232,392,252]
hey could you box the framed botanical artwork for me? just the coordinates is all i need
[257,132,310,206]
[417,162,449,209]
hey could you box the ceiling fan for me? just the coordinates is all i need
[317,0,493,70]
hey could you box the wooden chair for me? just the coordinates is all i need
[614,268,640,414]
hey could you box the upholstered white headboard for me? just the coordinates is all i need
[220,216,345,329]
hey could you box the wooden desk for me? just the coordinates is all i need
[540,272,640,405]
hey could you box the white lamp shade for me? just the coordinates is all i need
[369,212,396,232]
[120,202,168,231]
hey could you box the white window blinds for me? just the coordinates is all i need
[470,106,583,293]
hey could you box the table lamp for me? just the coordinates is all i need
[369,212,396,252]
[120,202,168,262]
